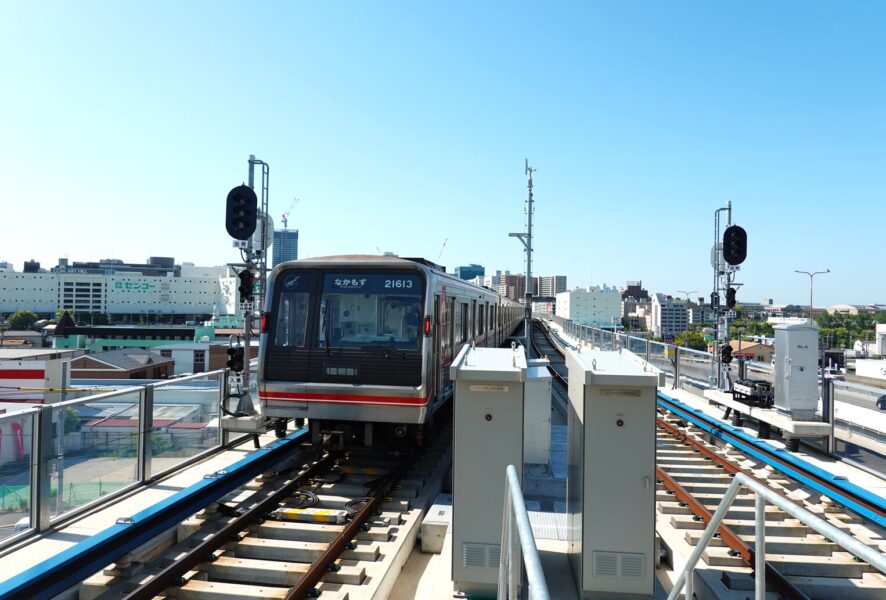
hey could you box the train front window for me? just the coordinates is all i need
[317,273,423,350]
[273,271,313,348]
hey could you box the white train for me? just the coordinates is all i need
[258,255,523,445]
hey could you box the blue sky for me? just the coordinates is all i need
[2,2,884,306]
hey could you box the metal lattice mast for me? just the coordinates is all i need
[510,159,536,342]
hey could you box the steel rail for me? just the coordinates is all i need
[285,459,411,599]
[657,392,886,527]
[122,451,335,600]
[655,433,810,600]
[0,428,311,600]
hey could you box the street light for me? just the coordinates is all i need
[794,269,830,324]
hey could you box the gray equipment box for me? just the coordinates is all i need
[773,322,820,419]
[566,348,659,600]
[525,358,552,465]
[450,345,527,596]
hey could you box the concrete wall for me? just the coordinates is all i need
[855,359,886,381]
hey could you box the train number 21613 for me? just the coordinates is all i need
[384,279,414,289]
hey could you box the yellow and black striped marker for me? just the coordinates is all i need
[273,507,348,524]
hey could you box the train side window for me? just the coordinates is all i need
[457,302,469,342]
[275,292,310,348]
[478,303,484,333]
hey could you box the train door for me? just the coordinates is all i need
[433,294,441,401]
[264,270,318,386]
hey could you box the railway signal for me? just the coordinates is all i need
[227,346,245,372]
[720,343,734,364]
[726,287,737,309]
[225,184,258,240]
[238,269,256,302]
[722,224,747,266]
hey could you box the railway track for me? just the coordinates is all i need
[82,426,452,600]
[532,319,886,599]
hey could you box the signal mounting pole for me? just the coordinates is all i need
[509,159,535,344]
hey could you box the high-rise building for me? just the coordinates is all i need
[272,229,299,267]
[455,264,485,280]
[538,276,567,296]
[650,293,689,340]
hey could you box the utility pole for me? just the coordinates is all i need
[509,159,535,343]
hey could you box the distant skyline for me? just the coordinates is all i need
[3,2,884,307]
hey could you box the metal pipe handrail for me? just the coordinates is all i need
[668,472,886,600]
[498,464,550,600]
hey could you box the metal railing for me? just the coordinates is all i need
[542,315,886,472]
[668,472,886,600]
[0,370,230,550]
[498,464,549,600]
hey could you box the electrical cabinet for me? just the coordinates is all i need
[525,358,552,465]
[451,345,527,596]
[565,348,659,600]
[774,322,820,419]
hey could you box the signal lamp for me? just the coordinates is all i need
[424,316,432,336]
[726,287,737,309]
[238,270,256,302]
[720,343,734,364]
[722,225,747,266]
[227,346,245,372]
[225,185,258,240]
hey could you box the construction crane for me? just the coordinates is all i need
[437,238,448,262]
[281,197,300,230]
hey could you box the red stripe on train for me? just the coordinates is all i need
[260,391,429,406]
[0,370,45,379]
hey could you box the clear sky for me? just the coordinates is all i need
[2,2,884,307]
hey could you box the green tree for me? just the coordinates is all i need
[63,408,80,434]
[6,310,39,330]
[674,330,707,350]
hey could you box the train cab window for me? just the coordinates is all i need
[316,273,423,350]
[273,272,314,348]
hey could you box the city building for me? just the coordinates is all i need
[455,264,485,281]
[272,229,299,267]
[555,285,621,327]
[531,296,557,318]
[538,276,567,296]
[497,273,538,302]
[621,281,650,302]
[650,293,689,340]
[688,304,716,325]
[69,348,174,379]
[52,256,180,277]
[0,259,239,322]
[53,316,218,353]
[827,304,886,316]
[23,260,40,273]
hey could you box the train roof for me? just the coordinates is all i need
[290,255,445,271]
